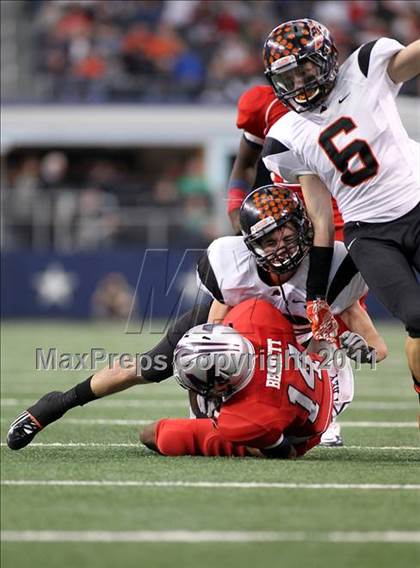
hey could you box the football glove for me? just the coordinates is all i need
[340,331,376,364]
[306,298,338,343]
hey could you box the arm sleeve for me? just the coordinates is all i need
[236,86,270,142]
[357,37,405,97]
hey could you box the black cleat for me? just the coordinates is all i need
[6,391,67,450]
[6,411,43,450]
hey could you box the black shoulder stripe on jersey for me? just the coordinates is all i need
[242,133,263,151]
[358,39,378,78]
[197,251,225,304]
[253,157,272,189]
[326,255,359,305]
[261,137,290,159]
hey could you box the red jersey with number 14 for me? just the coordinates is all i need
[155,299,333,458]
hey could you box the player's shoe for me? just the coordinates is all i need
[6,391,66,450]
[319,420,343,447]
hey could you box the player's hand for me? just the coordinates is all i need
[340,331,376,364]
[306,299,338,343]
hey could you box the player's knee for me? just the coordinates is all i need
[140,422,159,452]
[154,419,194,456]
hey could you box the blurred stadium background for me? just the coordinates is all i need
[1,3,420,567]
[1,0,419,321]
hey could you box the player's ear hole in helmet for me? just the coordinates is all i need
[263,19,338,113]
[173,324,255,400]
[239,185,313,274]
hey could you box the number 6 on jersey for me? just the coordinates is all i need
[319,117,379,187]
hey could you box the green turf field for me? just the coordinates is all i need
[1,320,419,568]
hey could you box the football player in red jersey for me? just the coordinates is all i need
[227,84,344,240]
[141,299,342,459]
[7,186,384,451]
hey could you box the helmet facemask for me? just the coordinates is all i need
[245,219,312,274]
[263,19,339,113]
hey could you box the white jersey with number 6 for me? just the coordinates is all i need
[262,37,420,223]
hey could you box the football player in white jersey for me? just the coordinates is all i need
[7,184,387,450]
[261,19,420,399]
[197,184,388,444]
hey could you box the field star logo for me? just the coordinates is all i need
[32,262,78,307]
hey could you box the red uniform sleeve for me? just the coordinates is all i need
[236,85,281,143]
[155,418,250,457]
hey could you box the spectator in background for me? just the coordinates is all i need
[39,152,78,251]
[8,157,42,247]
[91,272,135,319]
[154,161,184,205]
[171,44,205,101]
[77,186,120,249]
[24,0,419,103]
[177,155,218,245]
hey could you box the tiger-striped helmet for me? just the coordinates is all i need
[263,19,338,113]
[240,184,313,274]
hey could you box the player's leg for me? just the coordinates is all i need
[141,418,251,457]
[344,230,420,397]
[6,302,211,449]
[405,337,420,396]
[407,217,420,395]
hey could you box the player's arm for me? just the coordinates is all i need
[259,434,297,459]
[298,174,337,342]
[339,301,388,363]
[227,136,261,233]
[262,136,337,340]
[208,299,231,324]
[387,40,420,84]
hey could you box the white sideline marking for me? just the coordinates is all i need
[0,417,417,427]
[2,480,420,490]
[1,530,420,543]
[1,442,418,450]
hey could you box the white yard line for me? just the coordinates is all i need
[1,442,418,450]
[351,401,418,410]
[339,421,417,428]
[1,530,420,543]
[0,398,186,408]
[0,417,417,427]
[0,418,152,425]
[2,480,420,490]
[1,398,417,410]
